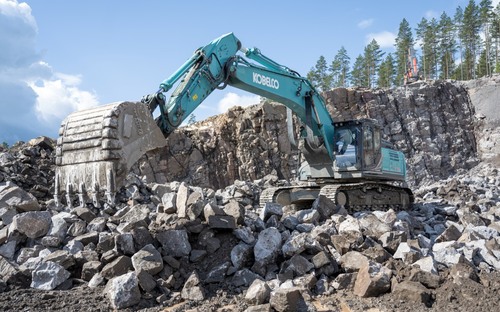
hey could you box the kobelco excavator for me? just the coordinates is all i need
[55,33,413,211]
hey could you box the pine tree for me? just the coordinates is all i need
[492,3,500,72]
[350,55,367,87]
[306,56,332,91]
[330,47,350,87]
[479,0,493,76]
[395,19,414,85]
[461,0,481,79]
[438,12,457,79]
[377,53,396,88]
[364,39,384,88]
[416,17,431,79]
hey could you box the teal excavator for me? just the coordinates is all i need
[55,33,413,211]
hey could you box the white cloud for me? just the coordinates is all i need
[217,92,260,113]
[357,18,374,29]
[0,0,99,144]
[29,74,98,124]
[366,31,396,48]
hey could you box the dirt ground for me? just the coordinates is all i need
[0,270,499,312]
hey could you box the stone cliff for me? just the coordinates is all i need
[134,78,498,189]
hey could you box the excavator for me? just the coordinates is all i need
[404,47,419,85]
[55,33,413,211]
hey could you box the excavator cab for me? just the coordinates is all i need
[333,119,406,183]
[333,119,382,174]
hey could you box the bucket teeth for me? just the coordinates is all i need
[77,182,88,207]
[65,182,74,209]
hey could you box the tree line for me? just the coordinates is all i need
[307,0,499,90]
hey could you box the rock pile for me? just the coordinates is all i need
[0,137,499,310]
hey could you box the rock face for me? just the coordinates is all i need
[134,79,484,189]
[134,103,299,190]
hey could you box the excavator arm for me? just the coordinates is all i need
[143,33,336,159]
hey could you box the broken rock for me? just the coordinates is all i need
[0,183,40,212]
[105,272,141,309]
[10,211,51,239]
[131,244,163,275]
[31,261,70,290]
[353,260,392,297]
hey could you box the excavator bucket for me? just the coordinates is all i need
[54,101,166,207]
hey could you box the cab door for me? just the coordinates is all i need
[362,124,382,170]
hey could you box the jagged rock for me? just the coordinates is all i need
[44,250,75,269]
[131,244,163,275]
[451,262,480,285]
[232,268,261,287]
[234,227,256,245]
[73,207,96,223]
[161,192,177,213]
[432,241,466,267]
[208,215,237,229]
[311,195,337,221]
[186,190,204,220]
[0,255,20,284]
[338,216,361,234]
[358,213,392,238]
[0,183,40,212]
[379,231,407,254]
[353,261,392,297]
[136,270,156,292]
[100,256,133,279]
[286,254,314,277]
[105,272,141,309]
[176,182,190,218]
[10,211,51,239]
[231,242,253,269]
[254,227,281,266]
[156,229,191,257]
[0,241,16,260]
[245,279,271,305]
[115,233,135,256]
[296,209,320,224]
[412,256,438,275]
[224,199,244,224]
[340,251,369,272]
[31,261,70,290]
[282,232,320,257]
[435,223,463,243]
[81,261,102,281]
[181,271,205,301]
[393,242,422,264]
[205,262,230,283]
[332,272,357,290]
[269,286,308,312]
[260,202,283,222]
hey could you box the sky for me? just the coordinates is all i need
[0,0,495,144]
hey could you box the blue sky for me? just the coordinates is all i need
[0,0,490,144]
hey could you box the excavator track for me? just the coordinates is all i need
[260,182,413,212]
[54,101,166,207]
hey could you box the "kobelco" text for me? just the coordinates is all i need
[252,72,280,89]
